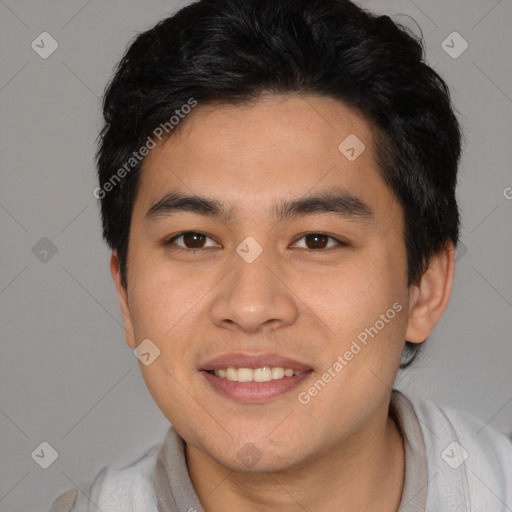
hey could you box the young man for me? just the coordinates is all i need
[49,0,512,510]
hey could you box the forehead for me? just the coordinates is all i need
[134,94,398,221]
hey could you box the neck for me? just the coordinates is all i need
[186,399,405,512]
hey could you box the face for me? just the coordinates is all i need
[114,94,413,472]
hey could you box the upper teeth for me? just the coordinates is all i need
[213,367,302,382]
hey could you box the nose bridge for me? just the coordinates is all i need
[210,241,298,332]
[233,245,275,302]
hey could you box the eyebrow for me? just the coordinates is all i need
[145,188,374,224]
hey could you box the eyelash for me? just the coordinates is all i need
[164,231,347,252]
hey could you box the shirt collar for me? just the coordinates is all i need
[153,390,428,512]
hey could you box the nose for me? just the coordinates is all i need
[209,248,299,334]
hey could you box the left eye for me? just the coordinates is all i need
[165,232,344,251]
[291,233,344,250]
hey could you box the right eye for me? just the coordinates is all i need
[164,231,221,252]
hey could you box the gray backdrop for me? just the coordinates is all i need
[1,0,511,510]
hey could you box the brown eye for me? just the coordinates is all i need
[305,234,329,249]
[182,232,206,248]
[166,232,219,250]
[292,233,344,250]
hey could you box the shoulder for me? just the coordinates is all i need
[47,442,160,512]
[403,391,512,511]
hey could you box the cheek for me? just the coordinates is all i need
[126,262,217,381]
[312,260,401,328]
[127,256,201,335]
[302,248,408,366]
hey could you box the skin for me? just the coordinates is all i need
[111,94,455,511]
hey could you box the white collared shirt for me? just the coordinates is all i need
[48,390,512,512]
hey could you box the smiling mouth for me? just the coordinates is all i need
[199,352,314,402]
[205,366,305,382]
[201,366,314,403]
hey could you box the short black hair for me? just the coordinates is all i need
[96,0,462,367]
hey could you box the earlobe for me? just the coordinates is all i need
[110,251,136,349]
[405,241,456,344]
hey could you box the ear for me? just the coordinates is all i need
[405,241,456,344]
[110,251,136,349]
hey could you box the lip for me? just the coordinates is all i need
[199,352,314,404]
[200,352,312,372]
[201,368,313,403]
